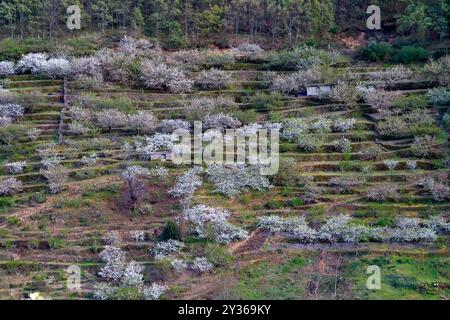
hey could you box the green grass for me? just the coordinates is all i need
[232,254,311,300]
[344,254,449,300]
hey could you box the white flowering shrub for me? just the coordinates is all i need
[0,177,23,196]
[298,135,325,152]
[119,36,155,56]
[281,118,309,141]
[140,61,193,93]
[170,258,187,272]
[68,121,90,135]
[0,104,25,120]
[327,176,365,194]
[364,89,401,115]
[192,257,213,273]
[71,56,103,80]
[406,160,417,170]
[68,106,92,122]
[387,227,437,243]
[206,164,272,198]
[157,119,191,134]
[411,135,435,158]
[203,112,241,130]
[170,167,203,199]
[96,109,127,131]
[367,184,399,201]
[40,58,71,79]
[0,88,11,104]
[427,87,450,106]
[360,144,384,161]
[369,65,413,87]
[309,117,332,133]
[187,96,237,115]
[134,134,176,159]
[142,283,168,300]
[330,81,359,108]
[383,159,399,171]
[103,230,122,246]
[16,53,48,74]
[0,116,12,127]
[121,261,144,286]
[40,165,68,194]
[152,239,185,260]
[332,118,357,132]
[127,111,157,133]
[0,61,15,77]
[98,245,127,281]
[40,155,63,169]
[271,69,321,94]
[4,161,27,174]
[80,153,98,167]
[149,166,169,179]
[169,49,205,70]
[425,216,449,233]
[196,68,232,90]
[27,128,41,141]
[129,230,145,242]
[332,137,352,153]
[121,165,151,207]
[419,178,450,202]
[183,204,248,244]
[231,43,264,60]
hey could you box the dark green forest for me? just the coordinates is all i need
[0,0,449,48]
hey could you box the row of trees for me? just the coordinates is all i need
[0,1,448,45]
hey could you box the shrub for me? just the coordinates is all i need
[394,94,428,111]
[0,124,28,145]
[330,81,359,108]
[40,58,71,79]
[127,111,157,133]
[169,167,203,199]
[40,165,68,194]
[71,56,103,80]
[68,121,90,135]
[377,117,409,137]
[298,135,325,152]
[406,160,417,170]
[231,43,264,61]
[157,119,190,134]
[183,204,248,244]
[16,53,48,74]
[427,87,450,106]
[364,89,402,115]
[360,42,393,62]
[272,158,299,186]
[4,161,26,174]
[367,184,399,201]
[328,176,365,194]
[249,92,283,112]
[383,159,399,171]
[95,109,127,131]
[332,137,352,153]
[423,55,450,86]
[192,257,213,273]
[332,117,357,132]
[0,177,23,196]
[0,61,15,77]
[203,113,241,130]
[271,69,321,94]
[195,68,231,90]
[411,135,435,158]
[0,104,25,120]
[0,116,12,127]
[369,65,413,87]
[392,46,430,64]
[140,61,193,93]
[206,164,272,198]
[160,221,181,241]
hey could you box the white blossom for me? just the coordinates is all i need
[0,61,15,77]
[4,161,27,174]
[191,257,213,273]
[0,177,23,196]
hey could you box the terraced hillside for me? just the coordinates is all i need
[0,45,449,300]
